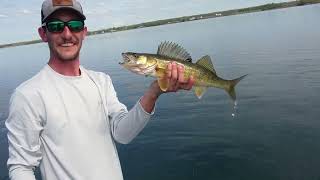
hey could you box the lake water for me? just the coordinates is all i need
[0,4,320,180]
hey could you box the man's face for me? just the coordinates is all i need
[42,10,87,62]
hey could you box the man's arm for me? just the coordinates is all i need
[106,62,194,144]
[6,91,43,180]
[140,62,194,113]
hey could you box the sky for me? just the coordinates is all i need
[0,0,288,44]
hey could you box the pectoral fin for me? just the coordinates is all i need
[157,78,169,91]
[194,86,207,99]
[155,67,166,78]
[155,67,169,91]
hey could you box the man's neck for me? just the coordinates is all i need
[48,58,81,76]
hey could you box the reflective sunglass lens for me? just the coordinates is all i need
[46,20,84,33]
[47,21,65,32]
[68,21,84,32]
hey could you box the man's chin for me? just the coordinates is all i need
[55,48,80,61]
[57,52,79,61]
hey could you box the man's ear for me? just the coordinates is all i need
[82,26,88,40]
[38,27,48,42]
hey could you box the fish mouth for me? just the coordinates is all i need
[119,52,157,76]
[119,53,130,65]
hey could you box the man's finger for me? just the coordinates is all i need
[167,62,177,91]
[178,65,185,83]
[175,65,184,90]
[166,63,172,78]
[170,62,177,81]
[185,76,194,90]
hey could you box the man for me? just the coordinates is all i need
[5,0,194,179]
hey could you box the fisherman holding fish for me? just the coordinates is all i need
[5,0,194,180]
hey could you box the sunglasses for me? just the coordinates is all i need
[42,20,85,33]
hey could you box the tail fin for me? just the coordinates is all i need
[225,74,248,101]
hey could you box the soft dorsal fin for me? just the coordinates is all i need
[157,41,192,62]
[196,55,216,74]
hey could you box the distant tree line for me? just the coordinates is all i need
[297,0,320,5]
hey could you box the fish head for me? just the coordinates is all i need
[120,52,157,76]
[120,52,147,66]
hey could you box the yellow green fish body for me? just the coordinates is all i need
[120,42,247,101]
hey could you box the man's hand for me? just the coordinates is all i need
[140,62,195,113]
[163,62,194,92]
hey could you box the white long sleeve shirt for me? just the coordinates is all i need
[6,65,153,180]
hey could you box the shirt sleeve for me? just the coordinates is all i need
[5,91,44,180]
[105,75,155,144]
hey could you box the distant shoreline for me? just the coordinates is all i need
[1,0,319,49]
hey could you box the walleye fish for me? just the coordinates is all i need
[120,41,247,102]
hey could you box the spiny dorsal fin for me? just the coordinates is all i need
[157,41,192,62]
[196,55,216,74]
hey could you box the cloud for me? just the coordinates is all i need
[20,9,33,14]
[0,14,8,18]
[111,21,126,27]
[97,2,106,6]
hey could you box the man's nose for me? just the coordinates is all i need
[61,26,72,38]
